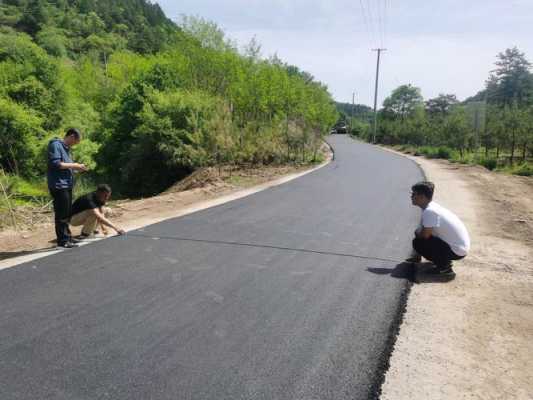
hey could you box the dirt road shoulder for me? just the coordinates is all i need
[380,150,533,399]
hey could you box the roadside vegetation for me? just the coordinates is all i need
[343,47,533,176]
[0,1,337,227]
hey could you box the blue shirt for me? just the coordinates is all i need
[47,138,74,190]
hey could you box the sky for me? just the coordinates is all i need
[155,0,533,107]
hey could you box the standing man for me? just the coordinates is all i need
[47,128,87,248]
[408,181,471,276]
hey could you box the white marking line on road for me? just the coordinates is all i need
[0,157,331,271]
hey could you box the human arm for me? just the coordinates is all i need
[58,162,88,172]
[415,227,433,239]
[48,142,88,172]
[417,208,439,239]
[92,208,125,235]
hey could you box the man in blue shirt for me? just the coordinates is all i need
[47,128,88,248]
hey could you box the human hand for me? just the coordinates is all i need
[116,228,126,235]
[76,163,89,172]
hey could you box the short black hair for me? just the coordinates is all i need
[411,181,435,200]
[65,128,81,139]
[96,184,112,194]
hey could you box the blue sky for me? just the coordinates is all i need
[155,0,533,106]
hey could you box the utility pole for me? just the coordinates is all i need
[351,92,355,131]
[372,48,386,143]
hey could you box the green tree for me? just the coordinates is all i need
[486,47,533,106]
[441,107,471,158]
[425,94,458,117]
[383,84,424,120]
[0,98,44,176]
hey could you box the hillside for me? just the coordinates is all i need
[0,0,176,55]
[0,0,338,203]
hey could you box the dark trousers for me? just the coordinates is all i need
[50,188,72,245]
[413,236,464,268]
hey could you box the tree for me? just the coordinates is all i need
[179,15,236,51]
[0,98,44,176]
[502,104,527,165]
[425,94,458,117]
[382,84,424,120]
[35,26,69,57]
[441,107,471,158]
[486,47,533,107]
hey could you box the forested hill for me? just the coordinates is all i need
[0,1,338,198]
[335,102,373,121]
[0,0,177,55]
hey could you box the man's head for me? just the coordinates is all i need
[411,181,434,208]
[95,184,112,203]
[64,128,82,147]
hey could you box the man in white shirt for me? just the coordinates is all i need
[407,181,471,276]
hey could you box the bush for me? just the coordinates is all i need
[103,88,224,197]
[477,157,498,171]
[508,163,533,176]
[0,97,45,177]
[436,146,454,159]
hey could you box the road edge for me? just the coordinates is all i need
[344,136,427,399]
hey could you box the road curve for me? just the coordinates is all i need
[0,136,423,400]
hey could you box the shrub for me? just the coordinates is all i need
[510,163,533,176]
[436,146,453,159]
[0,97,45,177]
[478,157,498,171]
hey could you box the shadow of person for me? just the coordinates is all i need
[367,262,415,282]
[0,247,58,261]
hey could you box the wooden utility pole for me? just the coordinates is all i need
[372,48,386,143]
[351,92,355,130]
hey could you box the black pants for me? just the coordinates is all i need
[50,188,72,245]
[413,236,464,268]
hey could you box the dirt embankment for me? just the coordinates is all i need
[381,152,533,400]
[0,161,326,261]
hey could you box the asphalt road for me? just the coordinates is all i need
[0,136,423,400]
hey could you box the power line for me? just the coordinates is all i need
[364,0,378,47]
[359,0,372,46]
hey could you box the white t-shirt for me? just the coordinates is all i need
[421,201,471,256]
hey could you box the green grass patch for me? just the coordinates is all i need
[500,163,533,176]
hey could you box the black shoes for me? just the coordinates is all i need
[427,263,455,277]
[57,241,80,249]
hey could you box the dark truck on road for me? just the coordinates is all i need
[334,122,347,134]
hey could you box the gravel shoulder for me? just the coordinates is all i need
[380,150,533,400]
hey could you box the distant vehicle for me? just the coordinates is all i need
[335,123,347,134]
[330,128,337,134]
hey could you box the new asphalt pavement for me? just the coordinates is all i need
[0,136,423,400]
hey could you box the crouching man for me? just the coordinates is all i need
[70,184,125,238]
[408,181,470,276]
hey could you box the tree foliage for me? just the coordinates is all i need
[361,48,533,168]
[0,2,337,196]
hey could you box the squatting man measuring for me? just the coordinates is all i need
[407,181,471,276]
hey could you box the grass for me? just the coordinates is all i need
[500,163,533,176]
[390,145,532,176]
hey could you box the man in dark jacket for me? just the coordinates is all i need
[70,184,125,237]
[47,128,87,248]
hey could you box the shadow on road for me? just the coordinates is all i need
[367,262,415,282]
[0,247,58,261]
[367,261,456,283]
